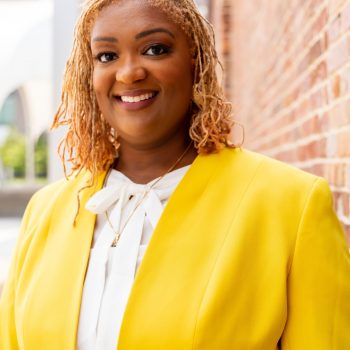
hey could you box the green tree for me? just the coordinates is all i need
[0,129,26,178]
[35,133,48,178]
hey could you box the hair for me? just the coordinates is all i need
[52,0,234,180]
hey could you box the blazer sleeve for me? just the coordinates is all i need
[0,196,34,350]
[281,178,350,349]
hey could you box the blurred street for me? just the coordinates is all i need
[0,217,20,292]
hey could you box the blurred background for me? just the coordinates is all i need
[0,0,350,291]
[0,0,210,292]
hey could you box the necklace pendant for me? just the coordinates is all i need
[111,233,120,247]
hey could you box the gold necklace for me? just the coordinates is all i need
[105,142,193,247]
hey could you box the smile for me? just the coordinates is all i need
[120,92,156,103]
[113,91,158,111]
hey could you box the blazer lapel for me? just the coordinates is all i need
[117,148,262,349]
[61,172,107,347]
[18,170,107,349]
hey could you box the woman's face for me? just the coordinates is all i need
[90,0,194,149]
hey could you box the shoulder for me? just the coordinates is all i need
[26,170,105,223]
[29,171,85,205]
[211,147,321,190]
[197,147,332,212]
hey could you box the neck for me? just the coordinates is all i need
[114,137,197,184]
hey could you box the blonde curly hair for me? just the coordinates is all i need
[52,0,234,179]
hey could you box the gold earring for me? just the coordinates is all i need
[100,113,120,152]
[192,84,203,109]
[108,127,120,152]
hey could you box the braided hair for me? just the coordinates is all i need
[52,0,234,180]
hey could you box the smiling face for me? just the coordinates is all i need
[90,0,194,150]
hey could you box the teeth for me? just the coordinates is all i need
[120,92,155,103]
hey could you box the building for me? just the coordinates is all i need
[210,0,350,243]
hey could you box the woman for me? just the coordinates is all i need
[1,0,350,349]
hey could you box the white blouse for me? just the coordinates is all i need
[76,166,189,350]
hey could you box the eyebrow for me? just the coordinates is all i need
[92,36,118,43]
[92,27,175,43]
[135,28,175,39]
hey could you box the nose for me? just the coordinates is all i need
[115,57,147,84]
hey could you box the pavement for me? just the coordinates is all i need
[0,186,39,216]
[0,217,21,294]
[0,185,40,295]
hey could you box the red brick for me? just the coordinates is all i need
[341,3,350,32]
[335,163,346,186]
[327,36,350,72]
[342,193,350,216]
[337,129,350,156]
[297,138,326,161]
[328,14,342,43]
[326,134,337,157]
[330,0,349,17]
[331,74,341,99]
[308,38,325,65]
[310,86,328,109]
[311,163,324,176]
[310,60,327,87]
[303,7,329,46]
[212,0,350,247]
[338,65,350,96]
[296,97,312,118]
[329,100,350,128]
[319,111,329,132]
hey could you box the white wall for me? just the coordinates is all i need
[49,0,79,181]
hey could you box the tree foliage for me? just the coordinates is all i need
[35,133,48,178]
[0,129,26,177]
[0,129,48,179]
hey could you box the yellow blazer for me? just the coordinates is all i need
[1,148,350,350]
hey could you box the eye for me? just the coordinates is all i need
[95,52,118,63]
[144,44,170,56]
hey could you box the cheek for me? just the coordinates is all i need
[92,69,114,119]
[92,71,102,100]
[159,61,193,97]
[93,68,111,97]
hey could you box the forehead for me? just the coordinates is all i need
[91,0,181,38]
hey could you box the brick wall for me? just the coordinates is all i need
[210,0,234,100]
[211,0,350,243]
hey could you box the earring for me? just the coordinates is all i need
[100,112,120,152]
[108,127,120,152]
[192,83,204,109]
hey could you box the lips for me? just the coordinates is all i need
[113,90,158,110]
[120,92,156,103]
